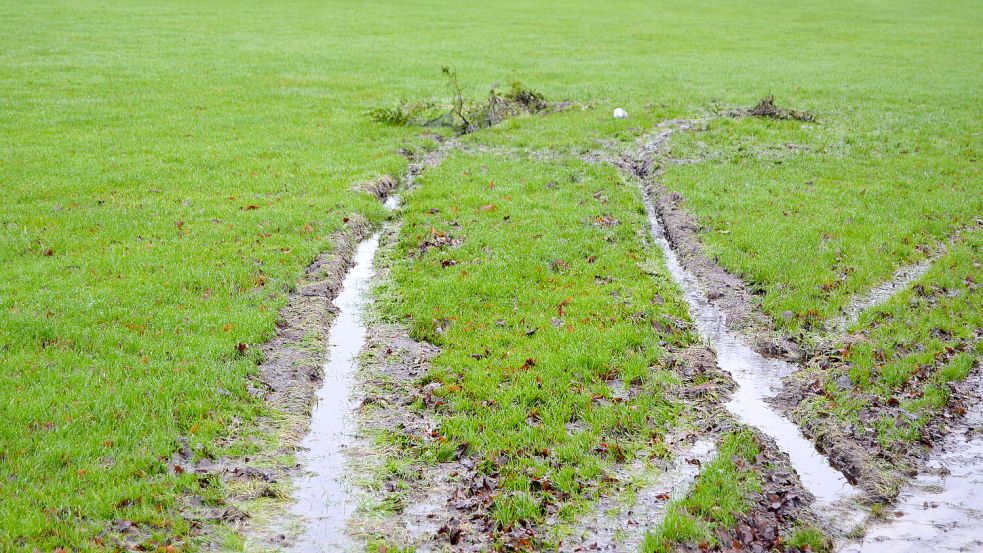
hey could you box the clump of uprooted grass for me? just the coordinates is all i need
[368,67,564,134]
[728,94,815,122]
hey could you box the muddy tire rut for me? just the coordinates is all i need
[611,119,982,550]
[218,117,975,552]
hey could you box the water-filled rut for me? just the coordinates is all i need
[839,375,983,552]
[640,187,858,510]
[287,233,380,552]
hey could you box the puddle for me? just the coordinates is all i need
[838,377,983,552]
[641,192,858,511]
[568,439,716,551]
[383,194,401,211]
[287,233,380,552]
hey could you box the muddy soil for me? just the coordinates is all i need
[777,328,982,504]
[603,121,874,546]
[708,434,820,553]
[175,135,459,551]
[565,437,717,551]
[776,369,907,500]
[563,345,729,552]
[837,371,983,552]
[725,96,815,122]
[618,123,853,498]
[563,342,818,553]
[611,121,806,364]
[615,120,983,550]
[159,217,374,551]
[338,138,508,551]
[345,215,504,552]
[286,232,381,552]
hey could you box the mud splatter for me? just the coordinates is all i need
[183,218,375,551]
[363,174,399,201]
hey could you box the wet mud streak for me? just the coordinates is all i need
[828,225,973,336]
[289,234,380,552]
[644,192,855,505]
[611,122,806,363]
[829,256,938,335]
[567,439,716,552]
[341,137,483,551]
[839,373,983,553]
[624,124,858,512]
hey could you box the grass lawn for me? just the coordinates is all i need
[1,0,980,550]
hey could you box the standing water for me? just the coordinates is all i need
[641,195,857,509]
[839,376,983,552]
[288,233,380,552]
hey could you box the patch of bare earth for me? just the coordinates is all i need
[724,96,816,122]
[776,330,983,502]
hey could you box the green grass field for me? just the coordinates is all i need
[1,0,980,550]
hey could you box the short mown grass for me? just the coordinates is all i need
[382,150,697,539]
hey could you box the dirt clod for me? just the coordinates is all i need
[364,174,399,199]
[731,95,815,122]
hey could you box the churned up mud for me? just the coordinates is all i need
[613,122,862,532]
[838,371,983,552]
[642,175,857,510]
[566,437,717,551]
[725,95,816,122]
[181,218,374,551]
[615,120,983,550]
[340,137,495,551]
[203,134,458,551]
[613,122,806,363]
[286,233,380,552]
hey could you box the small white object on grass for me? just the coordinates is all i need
[613,107,628,119]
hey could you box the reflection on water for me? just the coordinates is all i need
[839,377,983,552]
[288,234,380,552]
[642,194,856,508]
